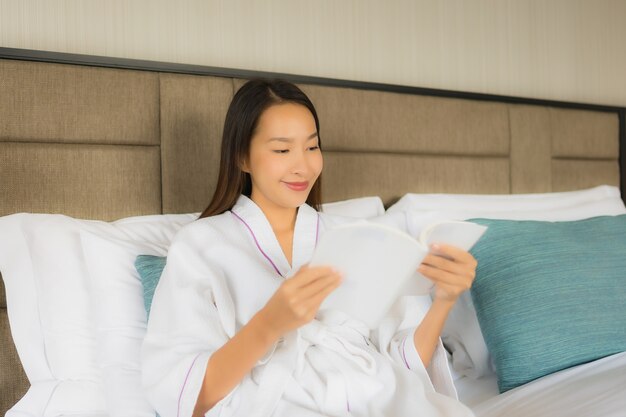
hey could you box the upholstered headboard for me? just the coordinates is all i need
[0,48,624,413]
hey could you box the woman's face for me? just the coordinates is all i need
[243,102,323,212]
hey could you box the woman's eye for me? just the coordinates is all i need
[273,149,289,154]
[308,146,320,151]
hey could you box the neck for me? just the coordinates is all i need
[267,208,297,235]
[249,193,298,234]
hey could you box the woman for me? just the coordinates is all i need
[141,79,476,417]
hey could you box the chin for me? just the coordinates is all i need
[286,198,308,209]
[279,194,309,209]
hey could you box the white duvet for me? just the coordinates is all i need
[456,351,626,417]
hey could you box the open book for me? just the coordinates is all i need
[309,220,487,328]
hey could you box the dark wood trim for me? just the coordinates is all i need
[618,109,626,203]
[2,47,625,201]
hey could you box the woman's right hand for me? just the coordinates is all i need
[257,265,342,340]
[192,265,341,416]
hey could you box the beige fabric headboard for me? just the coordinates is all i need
[1,58,622,220]
[0,50,623,413]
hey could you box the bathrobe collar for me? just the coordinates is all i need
[230,194,319,278]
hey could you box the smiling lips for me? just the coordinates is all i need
[283,181,309,191]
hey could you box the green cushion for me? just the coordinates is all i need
[468,215,626,393]
[134,255,166,317]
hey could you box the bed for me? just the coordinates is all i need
[1,47,625,417]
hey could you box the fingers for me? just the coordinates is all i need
[418,245,477,291]
[278,265,341,310]
[276,268,341,326]
[305,275,342,309]
[298,270,342,299]
[418,263,473,288]
[288,265,336,288]
[421,253,468,276]
[429,243,476,265]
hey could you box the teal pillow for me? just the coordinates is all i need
[134,255,166,317]
[468,215,626,393]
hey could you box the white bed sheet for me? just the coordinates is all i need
[455,373,499,409]
[454,351,626,417]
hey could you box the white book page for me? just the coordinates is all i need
[310,222,428,328]
[420,220,488,252]
[310,221,488,327]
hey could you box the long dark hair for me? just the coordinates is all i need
[199,79,323,218]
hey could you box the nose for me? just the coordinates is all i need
[290,148,310,176]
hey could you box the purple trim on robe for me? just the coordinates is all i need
[401,337,411,370]
[178,353,202,417]
[315,213,320,246]
[231,211,284,278]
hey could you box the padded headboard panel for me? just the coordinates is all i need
[0,53,623,413]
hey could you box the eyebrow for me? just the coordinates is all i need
[268,132,318,143]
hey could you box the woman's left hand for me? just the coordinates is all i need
[417,243,477,304]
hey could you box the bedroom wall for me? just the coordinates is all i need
[1,0,625,107]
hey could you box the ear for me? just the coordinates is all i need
[239,158,250,174]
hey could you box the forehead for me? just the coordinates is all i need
[255,103,316,136]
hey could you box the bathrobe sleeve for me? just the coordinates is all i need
[141,224,239,417]
[373,295,458,399]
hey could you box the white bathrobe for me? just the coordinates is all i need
[141,195,474,417]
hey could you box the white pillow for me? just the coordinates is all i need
[387,185,620,213]
[0,212,195,417]
[321,196,385,218]
[387,187,626,380]
[405,197,626,229]
[105,197,384,223]
[0,214,57,417]
[80,230,171,417]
